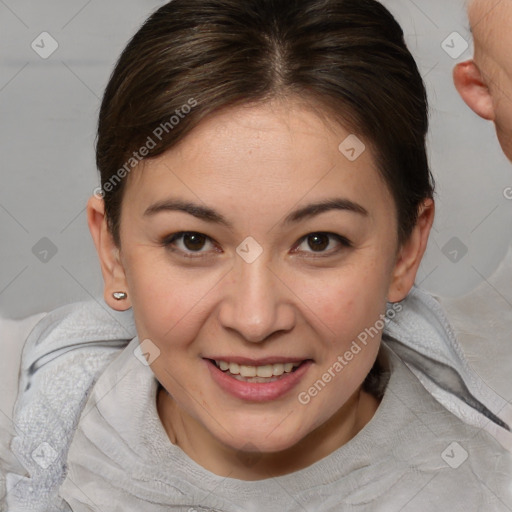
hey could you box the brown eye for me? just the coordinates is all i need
[307,233,330,252]
[183,232,207,251]
[162,231,219,259]
[293,232,352,257]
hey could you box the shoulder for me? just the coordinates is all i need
[377,344,512,509]
[6,300,134,511]
[384,286,512,449]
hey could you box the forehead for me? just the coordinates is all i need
[123,98,392,220]
[147,98,373,183]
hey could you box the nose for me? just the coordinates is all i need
[218,257,296,343]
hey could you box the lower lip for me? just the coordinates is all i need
[205,359,313,402]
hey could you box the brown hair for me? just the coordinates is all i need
[96,0,434,246]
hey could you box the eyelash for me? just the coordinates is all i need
[160,231,352,259]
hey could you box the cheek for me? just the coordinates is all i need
[288,259,392,342]
[490,68,512,119]
[122,251,217,343]
[497,92,512,130]
[294,266,387,411]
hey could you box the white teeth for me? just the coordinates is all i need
[214,360,301,378]
[239,365,256,377]
[283,363,294,373]
[272,364,284,376]
[256,365,273,378]
[229,362,240,375]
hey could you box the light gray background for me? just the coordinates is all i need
[1,0,511,319]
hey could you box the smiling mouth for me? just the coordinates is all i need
[210,359,306,383]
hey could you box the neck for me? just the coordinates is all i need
[157,386,380,480]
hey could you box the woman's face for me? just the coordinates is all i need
[108,98,427,455]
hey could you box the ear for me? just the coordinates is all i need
[387,199,435,303]
[453,60,495,121]
[87,195,132,311]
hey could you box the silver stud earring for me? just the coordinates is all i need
[112,291,128,300]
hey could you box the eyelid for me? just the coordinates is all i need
[161,231,221,258]
[292,232,352,257]
[161,231,352,259]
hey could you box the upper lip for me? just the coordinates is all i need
[205,356,311,366]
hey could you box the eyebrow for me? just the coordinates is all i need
[143,197,368,227]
